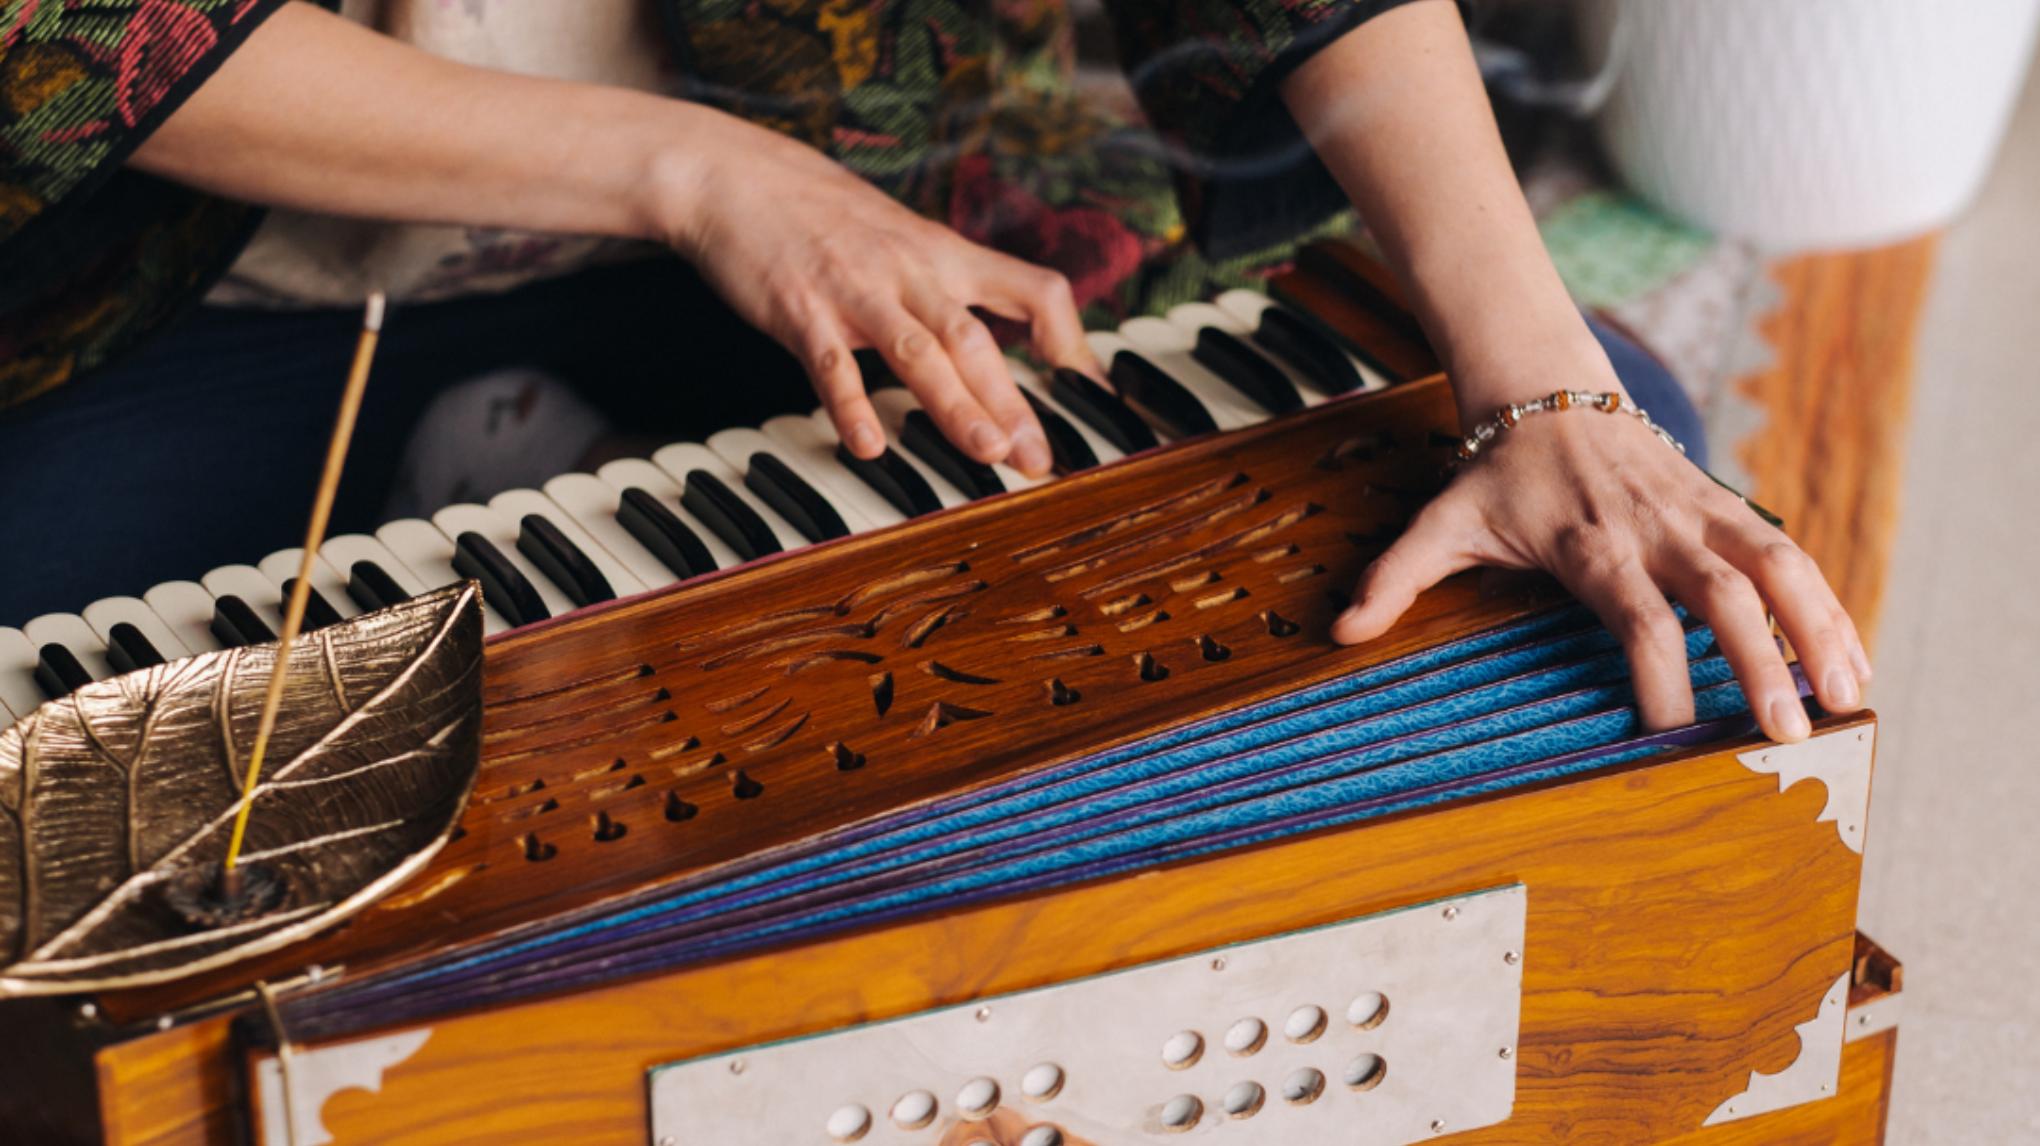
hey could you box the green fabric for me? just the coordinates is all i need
[1539,190,1714,310]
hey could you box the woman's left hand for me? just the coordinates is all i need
[1331,393,1872,744]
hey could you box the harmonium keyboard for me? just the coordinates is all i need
[0,242,1903,1146]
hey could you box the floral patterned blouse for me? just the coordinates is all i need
[0,0,1414,411]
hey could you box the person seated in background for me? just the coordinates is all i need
[0,0,1867,746]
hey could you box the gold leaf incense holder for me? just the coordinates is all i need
[0,583,485,996]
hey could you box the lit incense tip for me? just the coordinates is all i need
[364,290,387,333]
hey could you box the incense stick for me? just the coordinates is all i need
[223,292,386,874]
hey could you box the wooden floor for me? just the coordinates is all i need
[1731,234,1941,652]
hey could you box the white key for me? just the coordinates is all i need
[377,518,510,634]
[1165,300,1327,407]
[1212,289,1392,393]
[83,596,192,666]
[594,458,743,572]
[760,413,907,528]
[24,613,115,685]
[432,503,577,621]
[490,487,648,598]
[544,473,682,591]
[866,388,1045,495]
[1107,322,1261,431]
[707,426,878,534]
[321,533,431,602]
[201,565,286,634]
[144,581,226,654]
[257,549,363,621]
[1006,359,1125,465]
[808,408,968,510]
[546,472,700,589]
[648,443,806,553]
[0,627,43,720]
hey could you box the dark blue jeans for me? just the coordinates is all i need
[0,257,1705,624]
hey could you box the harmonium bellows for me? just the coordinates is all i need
[0,242,1902,1146]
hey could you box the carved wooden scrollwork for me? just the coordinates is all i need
[106,379,1545,1021]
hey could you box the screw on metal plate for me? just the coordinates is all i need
[1498,1047,1513,1060]
[660,1137,677,1146]
[1431,1119,1448,1133]
[1211,957,1227,972]
[729,1059,746,1075]
[1503,950,1520,965]
[976,1006,994,1023]
[1442,906,1460,922]
[78,1003,98,1021]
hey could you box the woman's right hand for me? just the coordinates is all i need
[652,110,1098,477]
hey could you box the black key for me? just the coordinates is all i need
[105,623,166,674]
[1192,327,1304,415]
[281,578,346,632]
[681,471,782,561]
[453,532,551,628]
[1107,351,1218,438]
[347,560,412,612]
[1047,367,1158,454]
[34,643,94,699]
[1251,306,1365,395]
[211,596,276,648]
[744,453,850,543]
[517,514,615,608]
[1294,243,1429,348]
[617,488,718,579]
[901,410,1005,499]
[1019,391,1099,473]
[835,444,943,518]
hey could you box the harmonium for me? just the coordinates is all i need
[0,241,1903,1145]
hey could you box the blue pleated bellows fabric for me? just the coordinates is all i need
[282,605,1782,1038]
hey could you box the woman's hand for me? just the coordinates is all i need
[653,112,1097,478]
[937,1110,1095,1146]
[1331,399,1872,743]
[133,4,1090,475]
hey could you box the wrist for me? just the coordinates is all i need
[1445,322,1626,425]
[634,103,728,256]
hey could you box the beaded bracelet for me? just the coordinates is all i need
[1455,389,1685,463]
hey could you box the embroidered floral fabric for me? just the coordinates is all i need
[0,0,1409,411]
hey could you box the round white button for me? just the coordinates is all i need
[1222,1081,1266,1119]
[1347,991,1389,1030]
[1284,1005,1328,1044]
[1344,1053,1388,1091]
[825,1104,871,1142]
[1021,1063,1066,1102]
[1162,1030,1204,1070]
[890,1090,938,1130]
[1223,1017,1268,1056]
[1282,1068,1327,1106]
[1160,1094,1203,1132]
[956,1077,1001,1120]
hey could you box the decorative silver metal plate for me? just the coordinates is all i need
[648,885,1525,1145]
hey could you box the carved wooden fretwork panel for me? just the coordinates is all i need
[111,379,1553,1021]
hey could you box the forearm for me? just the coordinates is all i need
[129,2,709,248]
[1280,0,1610,417]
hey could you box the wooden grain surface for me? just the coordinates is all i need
[1659,1031,1896,1146]
[173,715,1868,1145]
[1733,236,1940,653]
[100,374,1559,1027]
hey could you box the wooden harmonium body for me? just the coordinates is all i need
[13,252,1900,1145]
